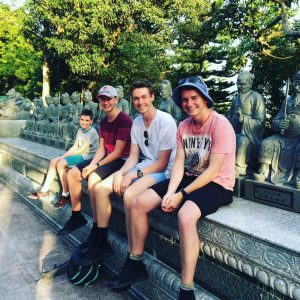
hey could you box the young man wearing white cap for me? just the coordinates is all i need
[57,85,132,241]
[109,77,236,300]
[79,79,177,265]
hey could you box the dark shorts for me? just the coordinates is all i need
[150,175,233,218]
[76,158,126,180]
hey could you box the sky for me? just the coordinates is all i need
[1,0,25,9]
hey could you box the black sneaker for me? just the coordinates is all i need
[178,288,196,300]
[80,243,112,266]
[78,225,97,254]
[57,215,87,236]
[107,257,148,293]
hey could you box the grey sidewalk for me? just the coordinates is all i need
[0,183,129,300]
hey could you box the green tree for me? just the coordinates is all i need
[23,0,173,94]
[166,0,300,115]
[0,4,42,96]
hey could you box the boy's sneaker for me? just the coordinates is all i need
[108,256,148,292]
[78,225,97,254]
[79,243,112,266]
[54,195,70,208]
[57,214,87,236]
[28,191,49,200]
[178,288,196,300]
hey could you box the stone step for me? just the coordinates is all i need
[1,137,300,300]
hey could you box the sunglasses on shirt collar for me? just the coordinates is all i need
[144,130,149,147]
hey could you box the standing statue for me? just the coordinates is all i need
[116,85,130,115]
[253,71,300,189]
[61,93,72,109]
[83,90,99,122]
[227,71,266,176]
[3,88,20,117]
[157,80,182,124]
[70,91,83,116]
[34,98,47,134]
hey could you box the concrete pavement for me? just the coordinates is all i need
[0,183,129,300]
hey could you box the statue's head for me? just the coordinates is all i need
[36,97,43,107]
[52,96,59,106]
[83,90,92,103]
[237,71,254,94]
[15,96,25,106]
[61,93,70,105]
[70,92,80,104]
[24,100,32,111]
[45,95,52,105]
[116,86,124,99]
[158,80,172,100]
[292,71,300,89]
[6,88,17,100]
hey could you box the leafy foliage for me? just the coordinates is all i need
[1,0,300,118]
[0,4,42,96]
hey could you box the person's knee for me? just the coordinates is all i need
[123,189,135,208]
[56,160,64,169]
[130,194,146,212]
[88,173,100,190]
[49,158,58,168]
[178,206,198,230]
[67,167,81,182]
[95,180,111,197]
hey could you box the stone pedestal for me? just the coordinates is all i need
[234,176,246,197]
[244,179,300,213]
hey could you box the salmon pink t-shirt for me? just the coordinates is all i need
[176,111,236,191]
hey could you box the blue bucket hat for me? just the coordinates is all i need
[172,76,214,109]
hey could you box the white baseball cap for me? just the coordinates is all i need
[96,85,117,99]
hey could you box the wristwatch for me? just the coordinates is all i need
[180,188,188,200]
[137,169,143,178]
[96,162,100,167]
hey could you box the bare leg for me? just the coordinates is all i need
[87,172,102,222]
[40,157,61,192]
[95,174,115,227]
[130,189,162,255]
[123,175,157,252]
[56,159,69,193]
[67,167,83,211]
[178,201,201,285]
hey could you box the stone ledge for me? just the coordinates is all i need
[0,166,217,300]
[1,137,300,299]
[0,120,27,137]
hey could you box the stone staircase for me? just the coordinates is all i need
[0,137,299,300]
